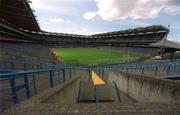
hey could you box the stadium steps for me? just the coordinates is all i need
[3,103,180,115]
[4,74,180,115]
[79,81,114,103]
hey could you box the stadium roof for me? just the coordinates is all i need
[25,25,168,38]
[0,0,169,38]
[92,25,169,36]
[0,0,169,43]
[150,39,180,50]
[0,0,40,31]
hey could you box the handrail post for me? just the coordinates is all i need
[178,64,180,74]
[141,67,144,76]
[166,65,170,75]
[37,65,40,75]
[154,66,157,76]
[49,70,54,88]
[9,76,19,104]
[102,68,104,79]
[69,68,71,79]
[113,81,121,102]
[88,67,92,81]
[24,75,30,98]
[95,86,99,103]
[31,63,37,95]
[62,67,65,82]
[24,63,30,98]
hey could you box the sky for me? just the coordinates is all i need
[30,0,180,42]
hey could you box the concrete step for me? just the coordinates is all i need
[79,81,114,102]
[3,103,180,115]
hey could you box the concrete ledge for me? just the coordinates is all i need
[79,82,114,102]
[107,70,180,102]
[3,102,180,115]
[2,72,180,115]
[10,76,81,107]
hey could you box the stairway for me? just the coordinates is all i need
[78,81,114,103]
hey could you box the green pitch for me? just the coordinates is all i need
[52,48,143,64]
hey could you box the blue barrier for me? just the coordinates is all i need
[77,80,82,102]
[2,60,89,70]
[0,68,62,104]
[0,64,90,105]
[159,75,180,80]
[1,58,180,106]
[69,68,72,79]
[113,81,122,103]
[3,59,180,73]
[0,69,22,73]
[94,86,99,103]
[107,59,180,77]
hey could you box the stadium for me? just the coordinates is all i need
[0,0,180,114]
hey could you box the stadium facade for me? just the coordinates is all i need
[0,0,169,47]
[1,0,180,114]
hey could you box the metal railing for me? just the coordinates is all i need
[0,59,180,111]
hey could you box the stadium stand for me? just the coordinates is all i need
[99,46,159,55]
[0,42,62,68]
[0,42,66,110]
[1,0,180,114]
[107,59,180,77]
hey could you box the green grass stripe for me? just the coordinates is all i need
[52,48,143,64]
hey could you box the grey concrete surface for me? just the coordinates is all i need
[79,82,114,102]
[2,102,180,115]
[2,70,180,114]
[107,70,180,103]
[79,81,95,102]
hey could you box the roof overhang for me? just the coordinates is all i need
[0,0,40,31]
[150,40,180,50]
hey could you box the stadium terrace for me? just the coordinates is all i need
[0,0,180,115]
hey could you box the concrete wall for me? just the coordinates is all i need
[41,76,80,105]
[107,70,180,103]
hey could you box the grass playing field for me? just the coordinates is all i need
[52,48,144,64]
